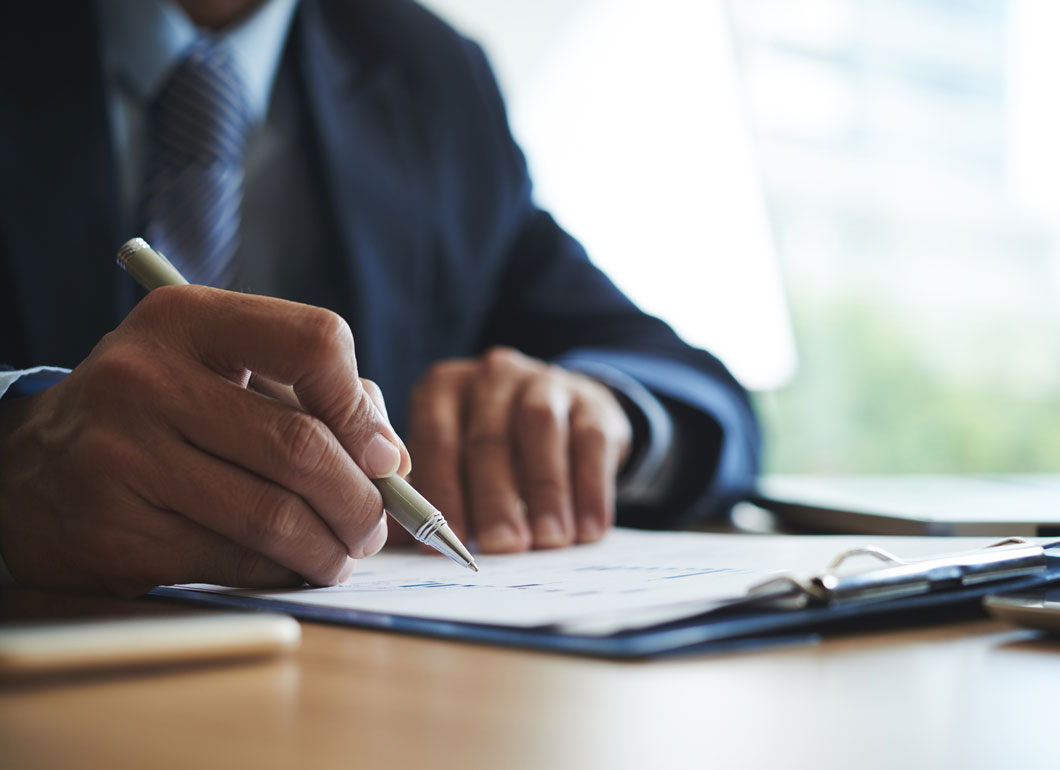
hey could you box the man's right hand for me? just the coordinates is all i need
[0,285,409,596]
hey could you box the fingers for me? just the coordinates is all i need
[406,361,474,542]
[569,398,621,543]
[131,286,410,480]
[405,347,632,554]
[146,437,358,586]
[513,372,575,548]
[163,366,388,564]
[96,509,305,598]
[463,350,534,552]
[192,538,304,590]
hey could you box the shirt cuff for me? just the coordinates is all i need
[557,357,678,506]
[0,366,70,398]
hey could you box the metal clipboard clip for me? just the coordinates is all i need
[745,538,1049,610]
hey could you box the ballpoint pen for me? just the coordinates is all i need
[116,237,478,573]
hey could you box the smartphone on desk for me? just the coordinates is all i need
[985,588,1060,635]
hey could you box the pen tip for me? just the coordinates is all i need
[469,562,479,573]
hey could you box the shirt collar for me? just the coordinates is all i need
[97,0,299,125]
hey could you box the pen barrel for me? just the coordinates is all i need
[373,476,477,569]
[373,476,444,542]
[116,238,189,291]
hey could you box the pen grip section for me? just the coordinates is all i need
[374,476,443,542]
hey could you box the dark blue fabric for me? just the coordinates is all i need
[0,0,760,526]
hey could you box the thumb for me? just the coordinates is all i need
[360,378,412,478]
[304,374,409,480]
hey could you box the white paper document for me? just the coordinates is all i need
[176,528,1011,635]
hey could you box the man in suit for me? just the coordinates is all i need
[0,0,760,595]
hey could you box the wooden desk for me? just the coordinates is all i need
[0,589,1056,770]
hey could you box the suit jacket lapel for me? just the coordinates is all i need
[4,1,429,380]
[1,2,131,368]
[293,0,429,393]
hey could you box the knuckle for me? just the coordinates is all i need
[129,284,208,330]
[275,411,330,476]
[544,363,568,380]
[334,386,374,441]
[133,283,182,316]
[249,488,303,547]
[88,346,156,396]
[362,381,390,420]
[301,308,355,364]
[481,346,524,375]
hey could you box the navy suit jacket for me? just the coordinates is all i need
[0,0,759,527]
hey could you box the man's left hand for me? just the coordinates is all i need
[400,347,632,553]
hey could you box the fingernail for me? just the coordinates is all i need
[355,517,388,558]
[479,522,523,553]
[534,516,567,548]
[365,433,401,477]
[579,519,604,543]
[335,557,356,584]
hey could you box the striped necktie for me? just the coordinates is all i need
[141,41,250,288]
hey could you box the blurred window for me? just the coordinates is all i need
[730,0,1060,472]
[420,0,1060,473]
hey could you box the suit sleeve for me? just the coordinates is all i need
[456,42,761,528]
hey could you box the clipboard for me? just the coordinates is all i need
[153,539,1060,659]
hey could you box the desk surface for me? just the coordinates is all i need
[0,588,1057,770]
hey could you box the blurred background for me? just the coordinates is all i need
[418,0,1060,475]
